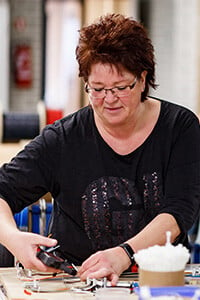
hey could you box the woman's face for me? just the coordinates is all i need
[87,63,146,128]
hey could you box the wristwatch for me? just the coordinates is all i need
[119,243,135,265]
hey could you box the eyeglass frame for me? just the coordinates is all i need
[85,76,137,99]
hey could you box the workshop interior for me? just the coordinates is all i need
[0,0,200,297]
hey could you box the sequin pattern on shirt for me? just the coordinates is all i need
[81,176,144,251]
[143,171,162,211]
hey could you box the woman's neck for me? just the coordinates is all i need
[94,98,161,155]
[95,102,146,139]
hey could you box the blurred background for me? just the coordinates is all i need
[0,0,200,158]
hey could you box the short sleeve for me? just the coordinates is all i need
[0,124,61,213]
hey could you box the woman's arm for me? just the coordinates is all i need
[78,213,180,285]
[0,198,58,271]
[127,213,180,251]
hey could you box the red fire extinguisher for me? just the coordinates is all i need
[13,44,32,88]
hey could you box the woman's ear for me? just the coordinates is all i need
[140,70,147,92]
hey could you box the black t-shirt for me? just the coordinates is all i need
[0,99,200,265]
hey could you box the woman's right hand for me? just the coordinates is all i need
[6,230,58,272]
[0,199,58,272]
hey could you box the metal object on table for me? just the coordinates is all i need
[71,277,137,294]
[24,280,40,293]
[185,265,200,277]
[192,266,200,277]
[39,198,47,236]
[185,264,200,285]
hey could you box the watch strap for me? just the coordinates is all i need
[119,243,135,265]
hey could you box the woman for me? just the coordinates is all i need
[0,14,199,285]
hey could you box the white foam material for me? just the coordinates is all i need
[134,232,190,272]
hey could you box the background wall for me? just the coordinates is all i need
[149,0,200,113]
[9,0,43,113]
[1,0,200,117]
[0,0,9,112]
[45,0,81,120]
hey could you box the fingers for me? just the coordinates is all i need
[12,232,59,272]
[32,257,61,273]
[78,251,106,280]
[81,267,111,280]
[31,233,58,248]
[78,250,120,285]
[79,264,119,286]
[110,273,119,286]
[79,252,100,273]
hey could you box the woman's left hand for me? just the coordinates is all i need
[78,246,131,286]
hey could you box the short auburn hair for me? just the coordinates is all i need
[76,13,157,101]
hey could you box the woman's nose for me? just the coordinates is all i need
[104,89,117,102]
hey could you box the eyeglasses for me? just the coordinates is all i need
[85,77,137,99]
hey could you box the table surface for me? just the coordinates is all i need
[0,265,200,300]
[0,267,137,300]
